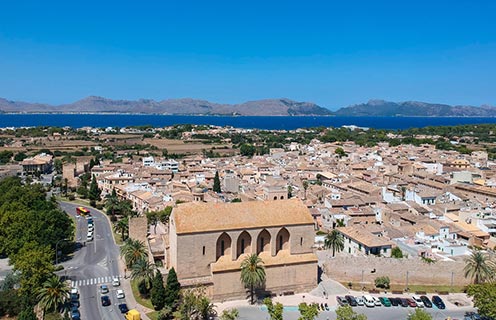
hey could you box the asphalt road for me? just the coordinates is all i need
[58,201,126,320]
[237,305,476,320]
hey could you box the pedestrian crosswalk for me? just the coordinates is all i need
[71,275,122,287]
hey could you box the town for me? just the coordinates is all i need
[0,124,495,320]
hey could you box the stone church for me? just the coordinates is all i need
[168,199,318,301]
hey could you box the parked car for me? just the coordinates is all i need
[112,276,120,287]
[399,298,409,307]
[420,296,432,308]
[71,309,80,319]
[432,295,446,309]
[70,300,80,308]
[373,296,382,306]
[118,303,129,313]
[379,297,391,307]
[355,296,365,306]
[70,293,79,302]
[100,284,109,294]
[389,297,399,307]
[406,298,417,308]
[324,303,329,311]
[101,295,111,306]
[336,296,348,306]
[70,288,79,297]
[412,295,424,308]
[116,289,125,299]
[363,295,375,308]
[345,295,358,306]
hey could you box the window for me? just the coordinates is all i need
[300,237,303,246]
[279,235,283,251]
[274,196,277,200]
[221,240,225,255]
[260,237,265,252]
[241,239,245,254]
[202,246,205,255]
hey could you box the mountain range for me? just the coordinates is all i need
[0,96,495,117]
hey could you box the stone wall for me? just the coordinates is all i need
[323,255,470,287]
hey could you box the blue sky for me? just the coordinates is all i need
[0,1,495,109]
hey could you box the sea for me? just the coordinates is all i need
[0,114,496,130]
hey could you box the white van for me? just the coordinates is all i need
[363,295,375,307]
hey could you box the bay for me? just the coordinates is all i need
[0,114,496,130]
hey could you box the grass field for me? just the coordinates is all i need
[131,279,154,310]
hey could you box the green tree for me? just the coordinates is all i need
[151,272,166,311]
[158,206,172,225]
[120,239,148,269]
[88,174,101,206]
[0,150,13,164]
[114,217,129,241]
[36,275,70,313]
[17,308,37,320]
[467,283,496,318]
[335,147,347,158]
[53,159,63,174]
[239,144,256,157]
[164,267,181,310]
[263,297,283,320]
[14,152,28,162]
[407,309,433,320]
[297,302,319,320]
[213,171,221,193]
[105,189,120,217]
[287,185,293,198]
[374,276,390,289]
[464,251,495,284]
[219,308,239,320]
[302,180,309,199]
[240,253,266,305]
[147,211,159,233]
[324,229,344,257]
[176,288,215,320]
[391,247,404,259]
[130,258,156,291]
[336,305,367,320]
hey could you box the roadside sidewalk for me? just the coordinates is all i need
[118,257,153,320]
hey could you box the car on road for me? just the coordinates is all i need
[70,309,80,319]
[88,224,94,232]
[420,295,432,308]
[118,303,129,313]
[336,296,348,306]
[432,295,446,309]
[112,276,120,286]
[363,295,375,308]
[355,296,365,306]
[379,297,391,307]
[406,298,417,308]
[100,284,109,294]
[345,295,358,306]
[86,232,93,241]
[116,289,125,299]
[101,295,111,306]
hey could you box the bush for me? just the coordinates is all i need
[68,194,75,201]
[374,276,390,289]
[138,279,150,298]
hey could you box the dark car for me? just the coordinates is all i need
[70,293,79,302]
[432,295,446,309]
[389,297,399,306]
[70,309,80,319]
[336,296,349,306]
[101,295,111,307]
[324,303,329,311]
[70,300,80,308]
[399,298,409,307]
[406,298,417,308]
[345,295,358,306]
[118,303,129,313]
[420,295,432,308]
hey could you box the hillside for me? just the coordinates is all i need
[0,97,333,116]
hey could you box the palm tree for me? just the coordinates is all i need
[37,275,70,313]
[240,253,266,305]
[324,229,344,257]
[130,258,156,290]
[302,180,309,199]
[464,251,495,284]
[105,189,120,216]
[120,239,148,269]
[114,217,129,241]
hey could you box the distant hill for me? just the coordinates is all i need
[334,100,496,117]
[0,96,333,116]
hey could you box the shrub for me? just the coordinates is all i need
[68,194,75,201]
[374,276,390,289]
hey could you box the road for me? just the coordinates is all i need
[58,201,126,320]
[237,305,476,320]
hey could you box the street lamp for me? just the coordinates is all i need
[55,238,69,265]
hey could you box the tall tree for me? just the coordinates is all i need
[464,251,495,284]
[88,174,101,206]
[164,267,181,310]
[336,305,367,320]
[240,254,266,305]
[146,211,159,233]
[213,171,221,193]
[114,217,129,241]
[105,189,120,216]
[302,180,309,199]
[297,302,319,320]
[151,271,167,311]
[130,258,156,290]
[467,283,496,318]
[120,239,148,269]
[263,298,283,320]
[324,229,345,257]
[36,275,70,313]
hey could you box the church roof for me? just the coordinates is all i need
[173,199,314,234]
